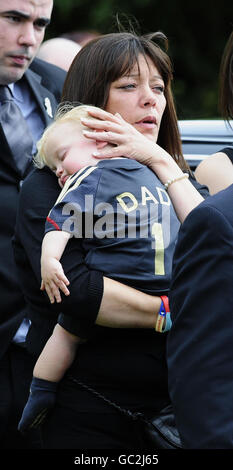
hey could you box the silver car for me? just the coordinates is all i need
[179,120,233,170]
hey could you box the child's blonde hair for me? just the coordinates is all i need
[34,104,101,169]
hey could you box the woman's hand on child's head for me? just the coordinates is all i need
[81,108,162,168]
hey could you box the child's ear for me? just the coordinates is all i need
[96,140,108,149]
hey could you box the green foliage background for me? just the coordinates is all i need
[48,0,232,119]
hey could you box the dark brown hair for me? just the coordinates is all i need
[62,31,189,171]
[219,31,233,120]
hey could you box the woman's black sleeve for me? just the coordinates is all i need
[189,172,210,198]
[219,147,233,164]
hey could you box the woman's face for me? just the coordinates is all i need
[105,53,166,142]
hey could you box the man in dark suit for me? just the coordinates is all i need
[167,184,233,448]
[0,0,66,448]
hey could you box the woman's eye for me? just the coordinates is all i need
[153,85,165,94]
[119,84,136,90]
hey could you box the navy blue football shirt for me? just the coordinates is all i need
[45,158,180,295]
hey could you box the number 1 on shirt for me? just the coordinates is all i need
[151,222,165,275]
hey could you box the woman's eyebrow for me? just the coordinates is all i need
[121,73,163,81]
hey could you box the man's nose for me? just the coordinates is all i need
[18,24,37,47]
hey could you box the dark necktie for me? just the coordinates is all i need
[0,85,34,177]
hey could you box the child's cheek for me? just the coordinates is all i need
[63,156,82,174]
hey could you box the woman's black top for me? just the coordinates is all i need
[14,165,209,413]
[221,146,233,163]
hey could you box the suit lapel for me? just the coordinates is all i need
[25,68,58,127]
[0,69,58,179]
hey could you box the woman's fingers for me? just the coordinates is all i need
[93,146,128,159]
[83,129,123,143]
[87,107,121,123]
[82,118,123,134]
[82,109,156,166]
[82,109,130,133]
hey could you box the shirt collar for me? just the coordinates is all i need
[8,82,24,103]
[8,83,14,94]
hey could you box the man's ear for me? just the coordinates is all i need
[96,140,108,149]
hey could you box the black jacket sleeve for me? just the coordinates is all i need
[167,197,233,448]
[13,167,103,355]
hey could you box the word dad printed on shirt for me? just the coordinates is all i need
[61,184,172,243]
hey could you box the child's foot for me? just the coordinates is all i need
[18,377,57,433]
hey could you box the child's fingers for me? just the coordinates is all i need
[44,281,61,304]
[54,276,70,296]
[56,272,70,286]
[59,282,70,296]
[50,281,62,303]
[44,283,55,304]
[42,266,70,303]
[54,274,70,296]
[51,267,70,286]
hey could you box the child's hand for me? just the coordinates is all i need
[41,257,70,304]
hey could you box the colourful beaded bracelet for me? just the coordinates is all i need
[155,295,172,333]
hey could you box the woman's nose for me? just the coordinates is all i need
[142,86,157,107]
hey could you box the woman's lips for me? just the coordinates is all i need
[135,116,157,129]
[136,121,157,129]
